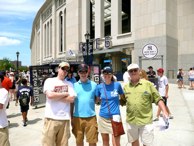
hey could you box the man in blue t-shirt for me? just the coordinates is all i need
[16,78,34,126]
[71,64,98,146]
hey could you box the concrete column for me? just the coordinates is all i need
[95,0,104,38]
[111,0,122,36]
[52,0,56,59]
[82,0,90,41]
[40,16,43,65]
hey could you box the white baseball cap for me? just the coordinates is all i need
[127,63,139,71]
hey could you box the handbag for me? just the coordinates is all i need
[103,84,125,137]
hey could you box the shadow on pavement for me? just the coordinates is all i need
[9,123,19,128]
[28,118,42,125]
[7,113,21,118]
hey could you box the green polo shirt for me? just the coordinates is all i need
[123,79,162,126]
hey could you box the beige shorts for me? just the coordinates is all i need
[72,116,98,144]
[126,123,154,146]
[0,127,10,146]
[42,118,70,146]
[98,116,113,134]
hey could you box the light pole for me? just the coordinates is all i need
[84,31,90,65]
[16,51,20,73]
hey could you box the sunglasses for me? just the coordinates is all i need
[79,71,87,74]
[61,67,69,72]
[129,69,138,73]
[103,72,112,75]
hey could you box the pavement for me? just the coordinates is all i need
[7,83,194,146]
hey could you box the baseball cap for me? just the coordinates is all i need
[78,64,88,72]
[157,68,164,73]
[10,72,14,75]
[58,62,70,68]
[127,63,139,71]
[103,66,113,74]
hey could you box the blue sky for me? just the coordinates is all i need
[0,0,45,66]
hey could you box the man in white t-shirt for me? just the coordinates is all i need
[42,62,76,146]
[154,68,173,121]
[0,73,10,146]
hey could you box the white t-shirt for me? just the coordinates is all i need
[158,75,168,97]
[0,88,9,128]
[123,71,130,83]
[43,77,76,120]
[188,70,194,79]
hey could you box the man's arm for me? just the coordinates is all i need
[158,100,169,118]
[165,84,169,98]
[0,103,3,109]
[46,90,69,100]
[120,94,126,106]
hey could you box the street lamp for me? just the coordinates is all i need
[84,31,90,65]
[16,51,20,73]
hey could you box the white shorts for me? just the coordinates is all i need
[126,123,154,146]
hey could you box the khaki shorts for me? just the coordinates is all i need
[0,127,10,146]
[126,123,154,146]
[72,116,98,144]
[42,118,70,146]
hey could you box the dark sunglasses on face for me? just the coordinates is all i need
[79,71,87,74]
[103,72,112,75]
[61,67,69,72]
[129,69,138,73]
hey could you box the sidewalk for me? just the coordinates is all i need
[7,84,194,146]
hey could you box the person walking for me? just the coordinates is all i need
[9,72,16,101]
[0,73,10,146]
[71,64,98,146]
[42,62,76,146]
[177,68,185,88]
[121,63,169,146]
[188,67,194,90]
[95,66,125,146]
[16,78,34,126]
[153,68,173,121]
[146,66,156,79]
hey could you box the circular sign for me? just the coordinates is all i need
[142,44,158,58]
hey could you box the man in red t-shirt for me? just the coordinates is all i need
[0,71,12,109]
[1,71,12,91]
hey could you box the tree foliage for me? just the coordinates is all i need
[0,58,15,71]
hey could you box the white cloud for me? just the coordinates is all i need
[0,36,21,46]
[0,1,44,17]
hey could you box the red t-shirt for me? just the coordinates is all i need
[1,76,12,91]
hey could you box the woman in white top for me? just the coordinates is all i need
[188,67,194,90]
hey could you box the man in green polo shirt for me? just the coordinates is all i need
[121,63,169,146]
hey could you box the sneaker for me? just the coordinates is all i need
[153,117,159,121]
[169,115,174,119]
[23,122,27,127]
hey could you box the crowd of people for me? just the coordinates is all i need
[2,62,192,146]
[0,70,33,146]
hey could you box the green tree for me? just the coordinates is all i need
[0,58,14,71]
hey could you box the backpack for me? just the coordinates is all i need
[19,91,30,106]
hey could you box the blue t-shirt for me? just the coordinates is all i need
[95,82,124,118]
[73,80,97,118]
[65,77,77,84]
